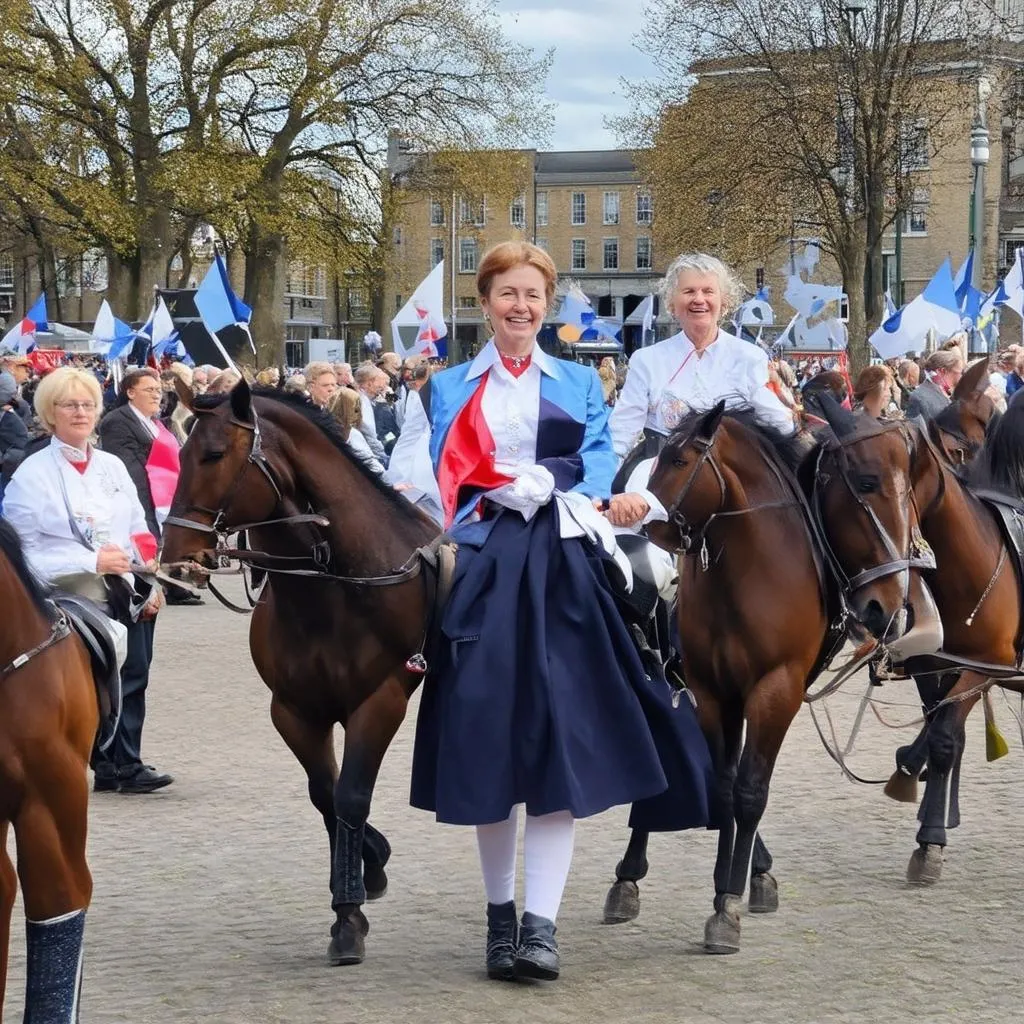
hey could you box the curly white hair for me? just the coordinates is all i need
[658,252,743,320]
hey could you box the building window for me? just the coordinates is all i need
[457,295,478,309]
[430,237,444,268]
[1004,239,1024,270]
[510,194,526,228]
[636,236,652,270]
[0,255,13,288]
[536,191,548,227]
[393,226,402,246]
[900,119,930,171]
[459,238,478,273]
[571,192,586,225]
[636,191,652,224]
[571,238,586,271]
[905,207,927,235]
[603,238,619,270]
[603,192,620,225]
[535,237,548,252]
[459,196,485,226]
[429,198,445,226]
[347,289,369,317]
[395,294,403,313]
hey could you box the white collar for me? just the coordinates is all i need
[673,328,728,356]
[49,434,92,462]
[466,339,560,381]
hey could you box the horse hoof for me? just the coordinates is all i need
[704,905,741,954]
[327,910,369,966]
[364,868,388,902]
[907,844,943,886]
[602,879,640,924]
[884,769,919,804]
[748,872,779,914]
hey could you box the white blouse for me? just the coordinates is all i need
[610,328,795,457]
[3,437,152,583]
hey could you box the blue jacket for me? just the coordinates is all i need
[426,345,616,524]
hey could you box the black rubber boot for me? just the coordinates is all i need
[485,901,518,980]
[514,911,559,980]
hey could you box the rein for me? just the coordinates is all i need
[1,608,73,679]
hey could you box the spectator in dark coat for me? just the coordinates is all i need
[906,349,964,422]
[0,371,29,496]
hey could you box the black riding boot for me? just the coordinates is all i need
[514,911,559,980]
[485,901,518,981]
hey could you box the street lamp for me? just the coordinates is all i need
[969,116,990,292]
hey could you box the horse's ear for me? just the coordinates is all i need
[697,399,726,441]
[230,377,252,423]
[954,356,991,400]
[818,391,858,439]
[173,376,194,412]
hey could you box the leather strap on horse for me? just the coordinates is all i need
[1,608,73,679]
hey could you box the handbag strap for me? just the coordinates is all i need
[51,446,96,551]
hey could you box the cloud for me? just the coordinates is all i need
[497,0,654,149]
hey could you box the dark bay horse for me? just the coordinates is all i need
[814,394,1024,884]
[0,518,98,1020]
[161,382,437,965]
[604,403,843,953]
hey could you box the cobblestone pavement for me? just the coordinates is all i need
[5,581,1024,1024]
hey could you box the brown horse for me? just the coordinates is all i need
[814,389,1024,884]
[0,518,98,1021]
[603,402,845,953]
[161,381,437,965]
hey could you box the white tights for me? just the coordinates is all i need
[475,806,575,922]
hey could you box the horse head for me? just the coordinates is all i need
[646,400,730,554]
[813,393,940,655]
[932,357,998,467]
[161,379,286,584]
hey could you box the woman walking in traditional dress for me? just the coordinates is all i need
[400,241,711,982]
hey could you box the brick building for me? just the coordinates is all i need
[386,141,662,361]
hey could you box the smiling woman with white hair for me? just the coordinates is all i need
[606,252,796,528]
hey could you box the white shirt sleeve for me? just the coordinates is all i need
[346,426,385,475]
[3,463,100,579]
[383,390,443,510]
[609,351,651,458]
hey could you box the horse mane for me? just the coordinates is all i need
[966,400,1024,498]
[671,405,814,478]
[0,518,52,617]
[195,387,425,526]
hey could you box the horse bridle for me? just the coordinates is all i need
[811,421,936,604]
[162,404,424,593]
[660,420,800,559]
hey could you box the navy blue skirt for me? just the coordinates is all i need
[410,503,713,829]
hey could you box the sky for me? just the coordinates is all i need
[495,0,656,152]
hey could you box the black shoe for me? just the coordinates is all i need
[485,901,518,981]
[514,912,559,980]
[93,772,119,793]
[118,765,174,794]
[165,591,203,606]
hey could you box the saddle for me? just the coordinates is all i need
[50,593,125,752]
[971,490,1024,659]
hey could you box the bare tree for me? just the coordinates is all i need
[619,0,995,370]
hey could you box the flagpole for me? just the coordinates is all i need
[450,189,457,361]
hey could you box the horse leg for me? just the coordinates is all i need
[706,669,802,954]
[603,829,649,924]
[14,774,92,1023]
[886,673,958,803]
[703,707,743,953]
[328,679,407,966]
[270,698,392,905]
[909,682,982,886]
[748,832,778,914]
[0,821,15,1020]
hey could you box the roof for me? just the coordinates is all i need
[535,149,641,186]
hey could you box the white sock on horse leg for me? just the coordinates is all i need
[523,810,575,922]
[476,806,518,905]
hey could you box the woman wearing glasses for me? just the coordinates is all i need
[4,367,173,793]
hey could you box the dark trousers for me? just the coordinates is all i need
[93,617,155,775]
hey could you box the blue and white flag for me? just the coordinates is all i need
[138,296,180,358]
[91,299,138,360]
[869,258,962,359]
[195,252,253,367]
[997,246,1024,318]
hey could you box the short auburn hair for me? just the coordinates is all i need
[476,241,557,306]
[853,364,891,402]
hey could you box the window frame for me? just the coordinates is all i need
[536,191,548,227]
[459,237,478,273]
[636,191,652,225]
[603,191,620,226]
[635,235,652,271]
[571,192,587,226]
[571,238,586,271]
[602,237,619,271]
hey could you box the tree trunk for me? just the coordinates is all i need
[838,225,870,376]
[105,249,140,322]
[863,170,887,338]
[244,222,287,367]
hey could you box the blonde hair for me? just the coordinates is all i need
[659,252,743,319]
[255,367,280,387]
[33,367,103,433]
[327,386,363,440]
[477,241,558,306]
[304,361,336,383]
[206,369,241,395]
